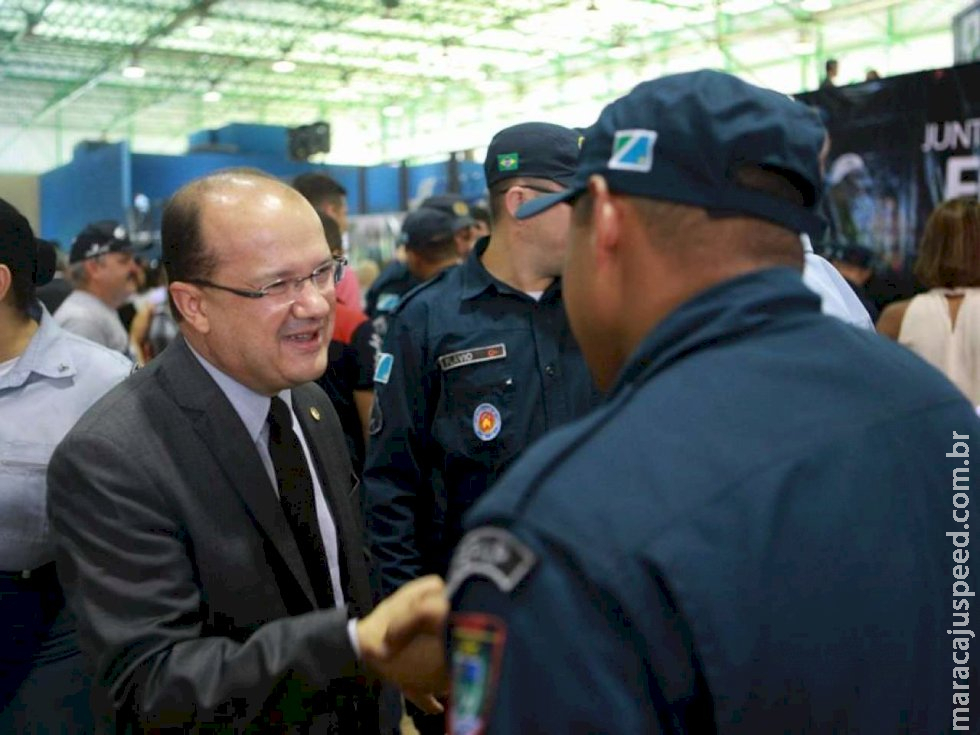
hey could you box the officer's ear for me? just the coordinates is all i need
[503,185,532,221]
[0,264,11,305]
[588,175,620,268]
[404,249,422,279]
[169,281,211,335]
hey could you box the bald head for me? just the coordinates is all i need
[162,168,315,318]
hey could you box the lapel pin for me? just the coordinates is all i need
[310,407,321,421]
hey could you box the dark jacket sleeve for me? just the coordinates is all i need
[46,430,361,731]
[351,319,378,392]
[362,305,435,597]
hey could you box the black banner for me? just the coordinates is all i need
[797,61,980,270]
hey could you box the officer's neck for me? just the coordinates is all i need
[0,303,38,363]
[481,232,555,296]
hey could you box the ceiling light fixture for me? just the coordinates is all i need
[272,58,296,74]
[791,29,816,54]
[188,20,213,40]
[801,0,832,11]
[609,44,633,60]
[122,59,146,79]
[202,82,222,102]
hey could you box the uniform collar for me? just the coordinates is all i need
[459,236,563,302]
[0,304,78,390]
[610,268,821,397]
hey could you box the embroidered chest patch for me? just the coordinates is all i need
[437,343,507,372]
[472,403,501,442]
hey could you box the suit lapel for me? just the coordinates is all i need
[293,385,373,616]
[159,338,317,608]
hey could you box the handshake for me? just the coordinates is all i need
[356,576,451,714]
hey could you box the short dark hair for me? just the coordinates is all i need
[0,198,38,315]
[573,163,804,269]
[407,235,457,263]
[914,197,980,288]
[825,58,838,74]
[161,168,273,319]
[317,212,343,255]
[293,172,347,210]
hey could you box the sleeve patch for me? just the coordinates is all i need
[376,293,401,313]
[373,352,394,384]
[450,613,506,735]
[447,527,536,598]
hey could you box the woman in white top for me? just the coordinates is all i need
[877,197,980,404]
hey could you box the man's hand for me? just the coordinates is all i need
[357,575,450,713]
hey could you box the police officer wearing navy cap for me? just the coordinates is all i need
[418,194,477,257]
[54,220,140,354]
[438,71,973,732]
[364,195,476,325]
[399,206,463,283]
[363,121,602,731]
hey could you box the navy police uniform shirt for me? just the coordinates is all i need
[448,268,975,734]
[365,261,418,320]
[363,237,601,596]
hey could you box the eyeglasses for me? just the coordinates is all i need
[188,257,346,301]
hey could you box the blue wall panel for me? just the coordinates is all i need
[407,161,448,205]
[129,154,369,231]
[40,139,492,249]
[39,142,129,246]
[459,161,487,201]
[187,123,288,157]
[364,164,400,212]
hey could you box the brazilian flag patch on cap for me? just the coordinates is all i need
[497,153,519,172]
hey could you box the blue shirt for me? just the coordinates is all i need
[448,268,974,733]
[0,306,131,570]
[363,238,602,595]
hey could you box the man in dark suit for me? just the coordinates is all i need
[46,168,445,733]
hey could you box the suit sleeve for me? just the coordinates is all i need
[362,305,436,597]
[47,430,361,730]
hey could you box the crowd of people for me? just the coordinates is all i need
[2,67,978,734]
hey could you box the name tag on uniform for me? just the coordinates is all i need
[437,343,507,372]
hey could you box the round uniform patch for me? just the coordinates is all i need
[472,403,501,442]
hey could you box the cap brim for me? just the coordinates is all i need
[452,216,476,230]
[515,186,580,220]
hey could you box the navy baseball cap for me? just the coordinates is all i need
[420,195,476,232]
[484,121,581,189]
[400,207,457,252]
[69,221,132,264]
[517,70,827,240]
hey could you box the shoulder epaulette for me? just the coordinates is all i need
[391,265,456,315]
